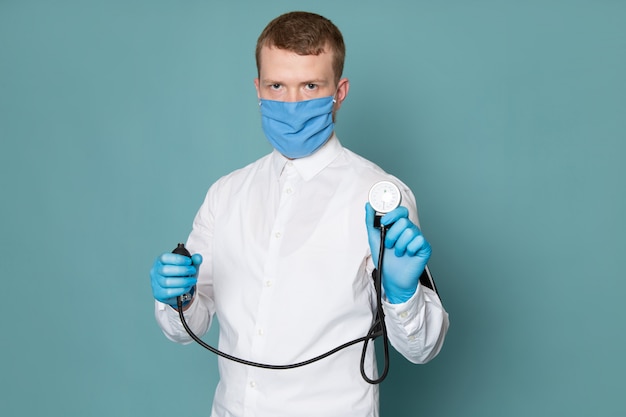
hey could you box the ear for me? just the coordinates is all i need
[253,78,261,100]
[333,78,350,111]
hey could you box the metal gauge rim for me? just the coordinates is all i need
[368,181,402,214]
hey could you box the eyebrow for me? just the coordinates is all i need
[261,78,329,86]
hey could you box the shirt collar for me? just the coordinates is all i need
[270,133,343,181]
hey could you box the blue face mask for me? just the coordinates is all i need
[259,96,335,159]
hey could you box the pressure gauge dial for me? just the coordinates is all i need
[368,181,402,214]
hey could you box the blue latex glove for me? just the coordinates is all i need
[365,203,432,304]
[150,252,202,308]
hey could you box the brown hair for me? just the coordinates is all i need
[255,11,346,84]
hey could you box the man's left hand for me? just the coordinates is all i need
[365,203,432,304]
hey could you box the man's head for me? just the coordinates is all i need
[255,11,346,86]
[254,12,350,159]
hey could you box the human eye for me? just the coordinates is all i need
[304,83,318,91]
[269,83,282,91]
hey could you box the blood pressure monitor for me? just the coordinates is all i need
[368,181,401,214]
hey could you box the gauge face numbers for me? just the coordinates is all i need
[368,181,402,214]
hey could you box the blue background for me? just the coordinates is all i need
[1,1,624,416]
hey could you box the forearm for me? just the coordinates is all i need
[383,284,449,364]
[154,292,215,345]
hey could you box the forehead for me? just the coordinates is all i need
[258,46,335,82]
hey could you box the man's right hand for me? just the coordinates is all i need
[150,252,202,308]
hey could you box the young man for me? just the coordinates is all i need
[150,11,449,417]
